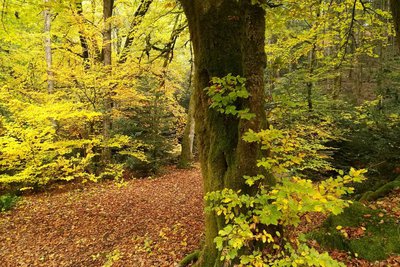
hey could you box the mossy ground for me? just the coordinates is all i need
[308,201,400,261]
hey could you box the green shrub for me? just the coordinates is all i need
[205,75,366,266]
[207,126,366,266]
[112,92,184,176]
[0,193,19,212]
[332,99,400,192]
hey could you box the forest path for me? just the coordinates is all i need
[0,167,204,267]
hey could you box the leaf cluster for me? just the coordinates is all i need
[205,74,255,120]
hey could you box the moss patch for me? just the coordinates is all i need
[308,202,400,261]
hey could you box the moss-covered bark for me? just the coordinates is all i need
[359,178,400,202]
[179,1,270,266]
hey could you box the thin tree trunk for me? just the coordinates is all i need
[102,0,113,65]
[390,0,400,52]
[333,71,342,99]
[306,44,316,111]
[44,0,54,93]
[180,1,271,266]
[179,43,195,168]
[356,59,363,104]
[102,0,114,162]
[179,92,195,168]
[76,0,90,69]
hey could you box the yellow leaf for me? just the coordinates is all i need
[314,205,323,212]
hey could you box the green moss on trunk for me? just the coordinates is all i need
[180,1,271,266]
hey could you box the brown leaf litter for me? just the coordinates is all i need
[0,166,204,267]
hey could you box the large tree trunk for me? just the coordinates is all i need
[180,1,269,266]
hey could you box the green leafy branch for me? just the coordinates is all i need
[206,125,367,266]
[205,74,255,120]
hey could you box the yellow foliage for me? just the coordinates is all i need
[0,88,146,187]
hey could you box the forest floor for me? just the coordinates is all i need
[0,166,399,267]
[0,166,204,267]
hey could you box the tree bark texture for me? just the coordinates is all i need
[180,1,269,266]
[102,0,114,66]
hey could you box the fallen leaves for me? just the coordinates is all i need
[0,168,398,266]
[0,166,204,267]
[306,187,400,266]
[336,226,366,239]
[366,188,400,221]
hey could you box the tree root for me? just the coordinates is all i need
[359,178,400,202]
[179,250,201,267]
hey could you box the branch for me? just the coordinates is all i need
[358,0,386,19]
[265,0,283,8]
[339,0,357,63]
[118,0,153,63]
[53,47,85,58]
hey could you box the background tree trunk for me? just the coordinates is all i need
[390,0,400,52]
[180,1,270,266]
[75,0,90,69]
[179,42,195,169]
[179,92,195,168]
[43,0,54,93]
[102,0,113,65]
[306,44,316,111]
[102,0,114,162]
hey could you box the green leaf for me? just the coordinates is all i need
[214,236,224,250]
